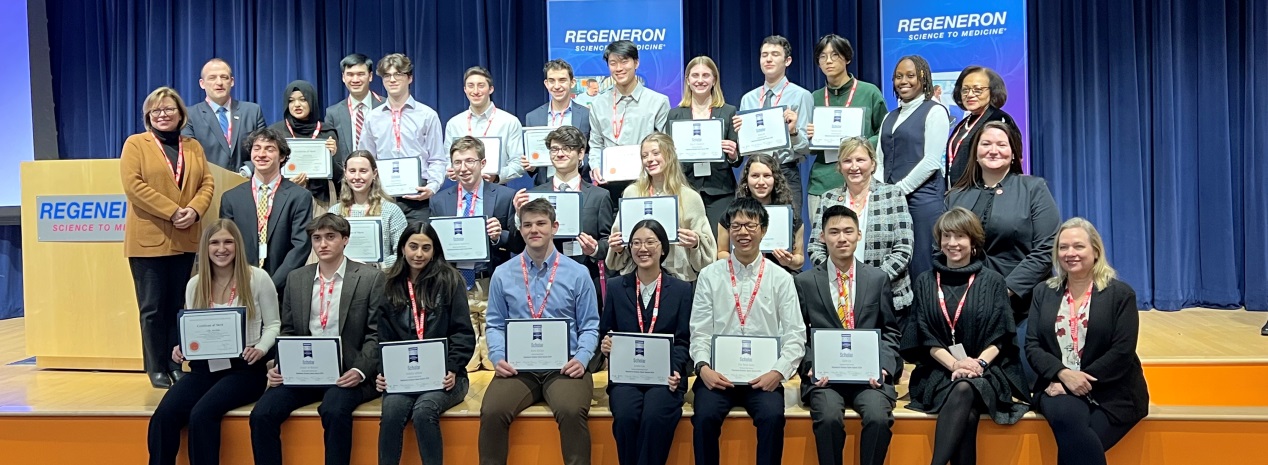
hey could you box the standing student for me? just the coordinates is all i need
[735,35,814,219]
[444,66,526,183]
[587,40,671,208]
[325,53,385,159]
[219,128,313,293]
[689,198,806,465]
[267,80,341,213]
[249,214,384,465]
[358,53,447,223]
[182,58,267,172]
[479,199,600,465]
[330,151,408,269]
[945,66,1019,185]
[523,59,592,185]
[718,154,805,275]
[376,221,476,465]
[123,86,216,388]
[148,220,280,465]
[668,56,741,228]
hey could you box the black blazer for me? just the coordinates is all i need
[945,105,1018,185]
[266,120,344,202]
[795,261,901,400]
[219,178,313,291]
[280,259,385,384]
[524,102,592,186]
[528,180,613,277]
[666,105,741,197]
[378,273,476,378]
[428,181,521,270]
[599,272,693,392]
[1026,278,1149,424]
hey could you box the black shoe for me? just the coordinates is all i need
[1261,319,1268,336]
[149,371,173,389]
[170,370,187,383]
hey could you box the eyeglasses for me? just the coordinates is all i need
[729,222,760,233]
[381,72,410,81]
[452,159,482,168]
[960,86,989,96]
[149,107,178,117]
[817,52,844,64]
[629,239,661,250]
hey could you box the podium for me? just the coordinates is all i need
[19,159,246,370]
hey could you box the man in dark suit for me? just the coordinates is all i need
[323,53,386,160]
[522,59,591,186]
[249,214,383,465]
[219,128,313,293]
[181,58,267,173]
[795,205,900,465]
[430,136,521,371]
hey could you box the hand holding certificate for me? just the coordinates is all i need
[711,335,780,385]
[381,339,448,393]
[670,119,724,162]
[526,192,581,238]
[811,329,882,384]
[277,336,342,386]
[345,217,384,263]
[179,308,245,361]
[477,137,503,176]
[506,318,570,371]
[430,216,493,262]
[737,106,791,154]
[619,196,679,243]
[283,139,333,179]
[380,157,424,197]
[600,145,643,182]
[760,205,794,253]
[810,107,866,150]
[608,332,673,386]
[522,127,555,168]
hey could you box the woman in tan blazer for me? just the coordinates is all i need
[121,86,215,388]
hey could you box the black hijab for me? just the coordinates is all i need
[282,80,321,137]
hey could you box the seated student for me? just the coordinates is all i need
[796,206,899,465]
[248,214,385,465]
[598,219,692,465]
[219,128,314,293]
[148,220,280,465]
[430,135,520,371]
[376,221,476,465]
[718,154,805,275]
[479,198,600,465]
[330,150,408,269]
[690,198,806,465]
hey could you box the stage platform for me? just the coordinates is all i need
[2,310,1267,464]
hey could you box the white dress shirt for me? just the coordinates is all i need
[689,255,806,379]
[873,95,951,195]
[357,96,448,195]
[444,105,526,181]
[309,258,348,336]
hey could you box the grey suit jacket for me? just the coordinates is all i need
[324,94,386,160]
[809,181,915,308]
[795,261,901,400]
[524,102,591,185]
[528,180,612,276]
[280,259,384,381]
[182,99,267,171]
[219,179,313,291]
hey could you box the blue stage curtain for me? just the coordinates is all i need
[0,226,21,319]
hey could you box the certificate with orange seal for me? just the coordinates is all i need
[523,126,555,168]
[282,138,333,179]
[178,307,246,361]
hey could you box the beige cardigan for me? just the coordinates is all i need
[605,185,717,282]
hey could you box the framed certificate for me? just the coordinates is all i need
[711,334,780,385]
[670,119,725,162]
[178,307,245,361]
[608,332,673,386]
[276,336,343,387]
[811,329,882,384]
[381,338,448,394]
[380,157,424,197]
[430,216,492,262]
[506,318,571,371]
[526,191,581,238]
[522,126,555,168]
[619,196,679,243]
[737,106,791,154]
[477,136,503,176]
[810,107,866,150]
[760,205,794,253]
[600,145,643,182]
[345,217,384,263]
[283,139,333,179]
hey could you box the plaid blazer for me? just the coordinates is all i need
[809,181,915,308]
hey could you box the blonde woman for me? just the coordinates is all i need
[331,150,408,268]
[148,220,280,465]
[606,132,716,281]
[668,56,740,228]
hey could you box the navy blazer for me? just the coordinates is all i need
[428,181,521,270]
[599,272,693,392]
[524,102,592,185]
[182,99,267,172]
[218,178,313,292]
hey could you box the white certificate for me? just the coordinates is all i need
[737,106,791,154]
[477,136,503,176]
[810,107,865,150]
[283,139,333,179]
[670,119,724,162]
[526,191,581,238]
[600,145,643,182]
[345,217,384,263]
[430,216,492,262]
[277,336,342,386]
[178,308,245,361]
[381,339,448,394]
[811,329,882,384]
[619,196,679,243]
[711,335,780,385]
[522,126,555,167]
[380,157,424,197]
[506,318,571,371]
[608,332,673,386]
[760,205,794,253]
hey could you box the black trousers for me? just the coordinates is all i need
[128,253,196,375]
[690,379,785,465]
[148,359,268,465]
[1038,394,1139,465]
[248,383,376,465]
[805,385,895,465]
[602,179,633,215]
[780,161,804,221]
[700,191,735,234]
[395,197,431,224]
[609,384,685,465]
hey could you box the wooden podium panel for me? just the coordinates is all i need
[19,159,245,370]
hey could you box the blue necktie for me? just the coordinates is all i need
[460,191,477,289]
[216,107,230,137]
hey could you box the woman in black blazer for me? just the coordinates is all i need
[268,80,342,212]
[945,66,1020,185]
[599,219,693,465]
[668,56,741,228]
[1026,218,1148,465]
[376,221,476,465]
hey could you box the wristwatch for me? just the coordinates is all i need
[695,361,710,376]
[977,359,989,369]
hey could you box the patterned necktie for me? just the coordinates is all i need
[836,270,852,328]
[459,190,477,289]
[762,89,775,109]
[557,182,569,192]
[217,107,230,137]
[256,185,271,245]
[353,103,365,147]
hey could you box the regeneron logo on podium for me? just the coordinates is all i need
[35,195,127,242]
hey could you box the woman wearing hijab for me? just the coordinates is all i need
[268,80,342,213]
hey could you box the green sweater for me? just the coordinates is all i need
[807,77,889,195]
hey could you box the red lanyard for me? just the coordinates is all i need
[1066,282,1094,357]
[824,77,859,107]
[936,273,976,344]
[150,133,185,184]
[835,264,855,329]
[251,176,282,238]
[391,107,406,150]
[457,184,479,217]
[209,98,232,143]
[284,120,323,139]
[728,258,766,327]
[758,81,790,107]
[611,94,630,140]
[848,190,868,213]
[317,273,337,332]
[636,273,662,333]
[408,280,426,339]
[947,113,983,165]
[550,108,568,127]
[521,253,562,319]
[467,105,496,137]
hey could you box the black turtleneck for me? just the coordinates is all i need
[153,129,183,184]
[932,255,985,308]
